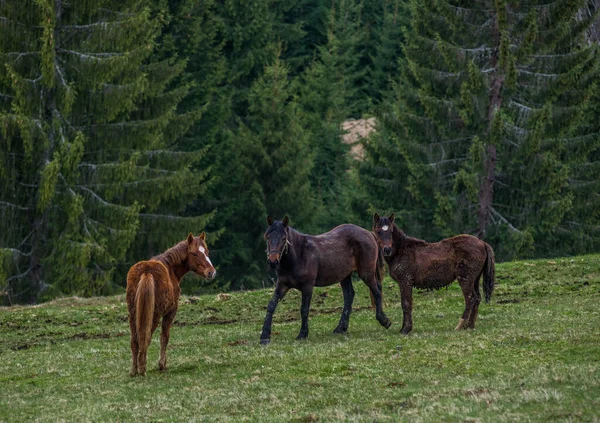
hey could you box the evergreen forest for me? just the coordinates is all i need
[1,0,599,303]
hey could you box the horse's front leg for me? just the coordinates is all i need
[334,275,354,334]
[365,276,392,329]
[399,280,413,334]
[159,309,177,371]
[297,286,314,340]
[260,282,289,345]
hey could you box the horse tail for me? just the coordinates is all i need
[376,244,385,286]
[370,231,386,308]
[483,243,495,303]
[135,273,155,350]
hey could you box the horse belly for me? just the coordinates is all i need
[417,261,455,290]
[314,264,353,287]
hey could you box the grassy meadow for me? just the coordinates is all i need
[1,255,599,422]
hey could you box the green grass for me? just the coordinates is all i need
[1,255,599,422]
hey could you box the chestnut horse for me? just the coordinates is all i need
[260,216,391,344]
[372,213,495,334]
[126,232,216,376]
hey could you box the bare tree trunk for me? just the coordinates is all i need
[477,7,503,239]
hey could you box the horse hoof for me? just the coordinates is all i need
[333,327,347,334]
[400,327,411,335]
[384,319,392,329]
[129,371,137,377]
[455,318,467,330]
[260,338,271,345]
[296,334,308,340]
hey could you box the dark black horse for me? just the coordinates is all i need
[260,216,391,344]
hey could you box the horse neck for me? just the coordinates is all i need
[153,241,189,282]
[392,224,407,250]
[280,227,303,268]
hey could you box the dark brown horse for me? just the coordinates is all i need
[260,216,391,344]
[372,213,495,334]
[126,232,216,376]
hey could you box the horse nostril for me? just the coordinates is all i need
[383,247,392,256]
[268,259,279,268]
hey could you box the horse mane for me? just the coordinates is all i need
[393,223,428,247]
[153,240,188,267]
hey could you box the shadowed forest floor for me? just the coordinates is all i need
[1,255,599,422]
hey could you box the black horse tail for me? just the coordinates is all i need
[483,242,495,303]
[369,232,386,308]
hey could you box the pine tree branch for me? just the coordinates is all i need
[517,69,558,78]
[85,217,129,235]
[74,186,132,210]
[0,17,43,29]
[490,207,521,233]
[0,201,31,211]
[139,213,205,221]
[98,8,136,18]
[425,157,467,167]
[430,136,474,146]
[60,21,129,30]
[5,267,33,283]
[57,49,127,61]
[2,248,33,257]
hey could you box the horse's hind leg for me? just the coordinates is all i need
[467,276,482,329]
[456,273,477,330]
[128,313,139,376]
[334,275,354,334]
[138,318,160,375]
[297,286,314,340]
[159,310,177,371]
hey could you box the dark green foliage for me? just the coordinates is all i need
[211,57,315,289]
[0,0,212,304]
[358,0,600,260]
[1,0,599,301]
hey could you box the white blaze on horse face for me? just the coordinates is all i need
[199,246,213,266]
[382,225,389,231]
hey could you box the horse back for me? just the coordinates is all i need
[309,224,378,286]
[126,260,177,315]
[399,235,487,289]
[439,235,487,263]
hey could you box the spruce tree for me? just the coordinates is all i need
[365,0,407,104]
[297,13,357,231]
[212,56,314,289]
[0,0,211,303]
[358,0,600,259]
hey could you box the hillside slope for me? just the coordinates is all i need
[1,256,599,421]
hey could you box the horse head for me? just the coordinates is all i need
[373,212,395,257]
[265,215,290,269]
[186,232,216,280]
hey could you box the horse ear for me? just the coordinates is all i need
[267,215,273,226]
[388,213,395,223]
[373,213,380,223]
[282,216,289,227]
[199,231,206,241]
[187,232,194,244]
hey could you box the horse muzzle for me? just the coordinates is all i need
[206,269,217,280]
[268,259,279,269]
[383,247,392,257]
